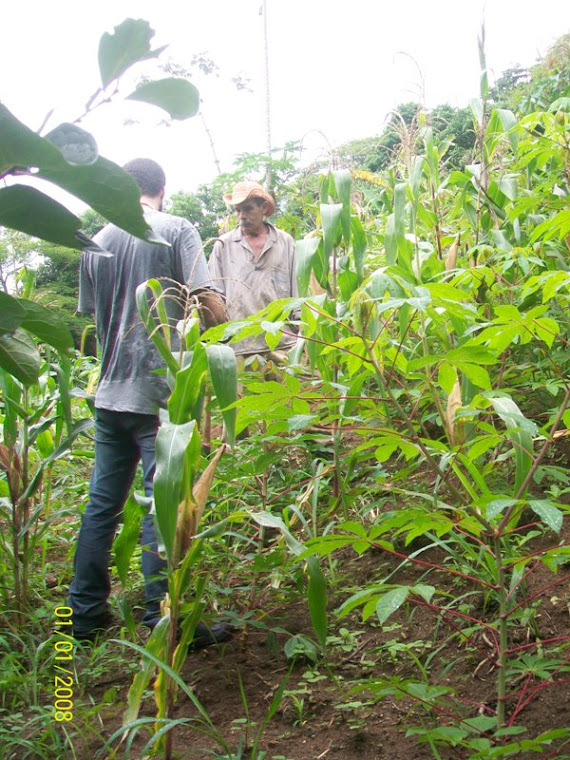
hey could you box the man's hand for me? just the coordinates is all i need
[195,289,228,329]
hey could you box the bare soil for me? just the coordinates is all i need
[80,519,570,760]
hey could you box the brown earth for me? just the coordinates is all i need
[79,521,570,760]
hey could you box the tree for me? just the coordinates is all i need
[166,186,224,256]
[0,228,40,293]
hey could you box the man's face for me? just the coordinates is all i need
[235,199,266,234]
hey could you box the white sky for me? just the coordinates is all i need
[2,1,569,207]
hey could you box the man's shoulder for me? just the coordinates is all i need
[148,209,196,236]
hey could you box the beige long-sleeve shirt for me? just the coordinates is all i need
[208,222,298,355]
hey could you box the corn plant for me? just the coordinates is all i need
[115,279,237,760]
[0,285,94,620]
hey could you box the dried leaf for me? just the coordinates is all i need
[173,444,227,564]
[445,378,463,445]
[445,233,460,270]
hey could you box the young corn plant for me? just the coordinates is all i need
[115,279,237,760]
[0,286,92,620]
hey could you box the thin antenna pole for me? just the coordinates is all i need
[262,0,272,191]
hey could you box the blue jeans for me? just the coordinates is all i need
[69,408,166,633]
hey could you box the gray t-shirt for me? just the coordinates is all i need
[79,208,212,414]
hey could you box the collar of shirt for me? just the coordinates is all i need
[230,221,277,246]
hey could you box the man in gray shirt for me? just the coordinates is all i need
[69,158,228,642]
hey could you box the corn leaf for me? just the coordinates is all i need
[306,556,328,651]
[154,419,199,565]
[206,344,237,447]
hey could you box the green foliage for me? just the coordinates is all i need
[0,18,200,251]
[167,186,224,256]
[2,24,570,760]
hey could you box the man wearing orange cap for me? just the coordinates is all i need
[208,181,297,358]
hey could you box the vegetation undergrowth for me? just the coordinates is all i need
[0,18,569,760]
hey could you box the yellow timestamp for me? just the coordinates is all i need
[52,606,75,722]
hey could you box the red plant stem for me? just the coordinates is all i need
[510,672,534,724]
[280,329,374,365]
[507,635,570,655]
[372,542,499,590]
[503,539,570,571]
[501,571,570,620]
[508,673,570,726]
[266,466,334,506]
[411,598,500,661]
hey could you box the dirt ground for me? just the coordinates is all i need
[80,520,570,760]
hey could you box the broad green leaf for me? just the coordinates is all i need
[488,395,536,495]
[18,299,74,354]
[249,511,303,555]
[0,185,82,248]
[0,105,152,241]
[409,348,496,371]
[295,236,320,296]
[384,184,410,274]
[37,156,154,242]
[127,78,199,120]
[168,345,208,424]
[113,494,144,585]
[0,103,64,173]
[0,328,40,385]
[445,346,497,365]
[332,169,352,247]
[306,556,328,650]
[376,587,409,625]
[413,584,436,603]
[528,500,563,533]
[287,413,316,432]
[206,344,237,447]
[496,176,517,201]
[284,634,318,663]
[53,357,73,433]
[530,209,570,244]
[0,292,25,334]
[456,362,491,390]
[480,497,518,520]
[437,362,457,395]
[98,18,167,89]
[153,419,199,565]
[384,214,397,266]
[363,269,404,300]
[44,122,98,166]
[351,215,367,282]
[496,108,518,151]
[320,203,343,260]
[469,97,484,127]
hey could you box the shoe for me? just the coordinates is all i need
[71,611,116,643]
[144,618,235,651]
[188,622,235,652]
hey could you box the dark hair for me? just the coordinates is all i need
[123,158,166,197]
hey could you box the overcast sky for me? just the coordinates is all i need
[2,0,569,206]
